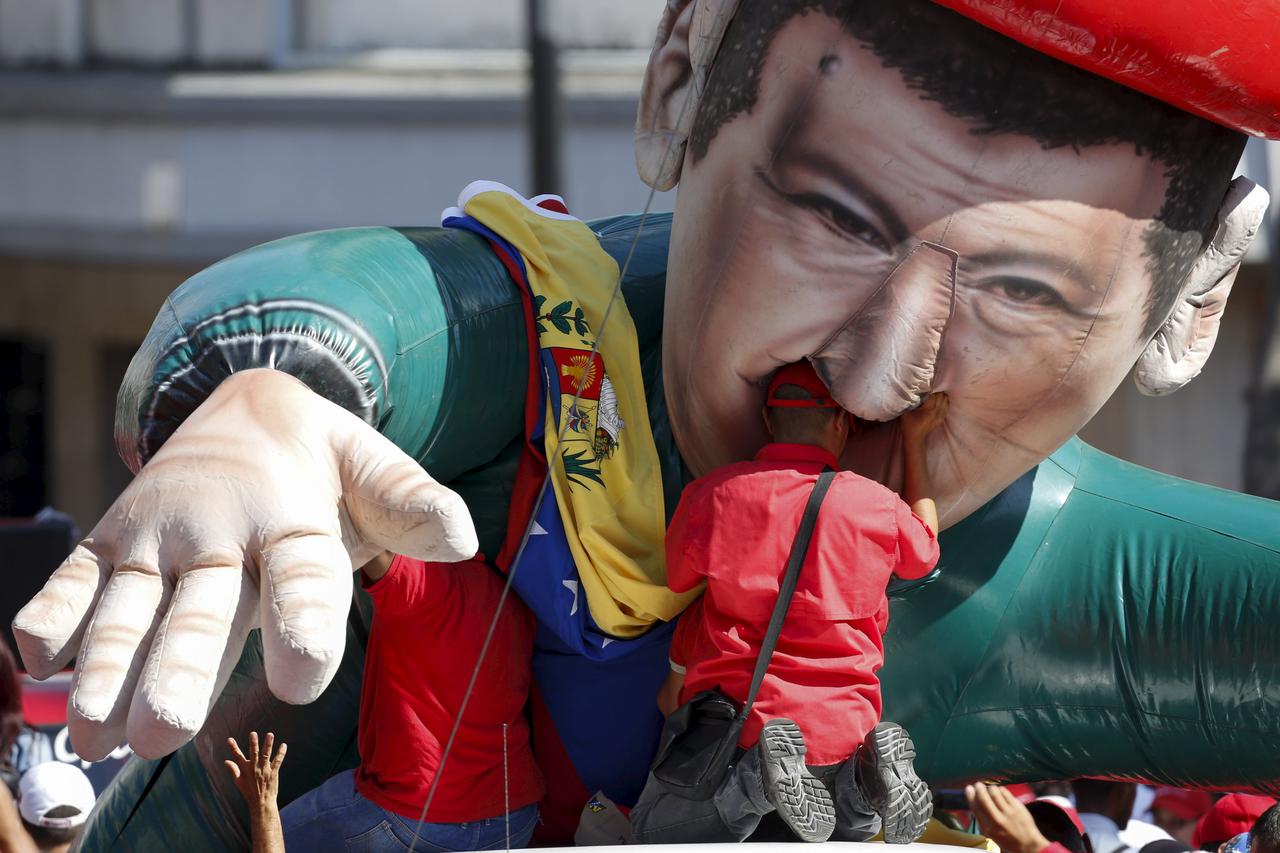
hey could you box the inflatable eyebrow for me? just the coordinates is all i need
[26,1,1280,848]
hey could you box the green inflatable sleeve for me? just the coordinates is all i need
[115,214,668,488]
[115,224,526,484]
[882,438,1280,792]
[115,214,668,556]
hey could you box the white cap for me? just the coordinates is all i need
[18,762,95,830]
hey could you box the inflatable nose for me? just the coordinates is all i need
[812,240,958,422]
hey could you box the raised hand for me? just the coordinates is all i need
[965,783,1051,853]
[226,731,288,853]
[13,369,479,761]
[899,392,948,536]
[224,731,286,806]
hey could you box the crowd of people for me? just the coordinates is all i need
[0,645,97,852]
[226,729,1280,853]
[963,782,1279,853]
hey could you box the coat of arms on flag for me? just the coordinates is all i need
[550,348,603,399]
[548,348,625,474]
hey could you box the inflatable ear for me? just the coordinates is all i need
[634,0,740,191]
[1134,177,1269,396]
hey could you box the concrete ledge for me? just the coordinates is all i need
[0,221,284,265]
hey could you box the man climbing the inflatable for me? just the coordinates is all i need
[11,0,1280,848]
[631,363,943,844]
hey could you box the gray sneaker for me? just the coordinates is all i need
[757,719,836,843]
[855,722,933,843]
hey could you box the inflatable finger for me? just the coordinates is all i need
[126,567,257,759]
[13,543,110,679]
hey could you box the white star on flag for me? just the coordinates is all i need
[530,520,548,536]
[562,579,579,615]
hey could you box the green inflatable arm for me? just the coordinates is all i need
[884,438,1280,788]
[89,215,1280,850]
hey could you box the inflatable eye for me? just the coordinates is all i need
[757,167,897,254]
[964,266,1100,338]
[987,276,1067,308]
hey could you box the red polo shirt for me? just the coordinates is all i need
[666,443,939,765]
[355,555,544,822]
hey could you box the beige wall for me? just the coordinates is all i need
[0,257,193,529]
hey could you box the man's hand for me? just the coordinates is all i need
[13,369,479,761]
[900,392,948,534]
[226,732,288,853]
[225,731,286,807]
[966,783,1051,853]
[900,392,949,443]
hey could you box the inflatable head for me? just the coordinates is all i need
[637,0,1267,526]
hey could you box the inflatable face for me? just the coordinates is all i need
[637,0,1254,526]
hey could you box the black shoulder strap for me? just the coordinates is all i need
[739,469,836,723]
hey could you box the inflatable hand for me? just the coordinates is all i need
[12,368,478,761]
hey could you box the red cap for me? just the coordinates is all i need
[1152,787,1214,823]
[766,362,841,409]
[931,0,1280,138]
[1192,794,1276,848]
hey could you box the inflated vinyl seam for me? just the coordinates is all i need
[1068,487,1280,555]
[1042,450,1081,478]
[162,295,190,344]
[942,703,1280,739]
[396,298,524,356]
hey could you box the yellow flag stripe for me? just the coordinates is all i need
[463,187,700,637]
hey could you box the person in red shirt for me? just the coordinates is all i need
[278,552,543,851]
[632,361,944,845]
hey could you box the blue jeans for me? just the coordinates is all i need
[280,770,539,852]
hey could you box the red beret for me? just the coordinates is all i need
[1192,794,1276,848]
[1152,787,1214,823]
[767,361,840,409]
[932,0,1280,137]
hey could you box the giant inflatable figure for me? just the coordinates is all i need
[14,0,1280,848]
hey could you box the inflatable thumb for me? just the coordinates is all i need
[334,418,479,566]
